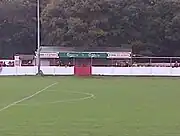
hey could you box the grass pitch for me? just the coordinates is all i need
[0,76,180,136]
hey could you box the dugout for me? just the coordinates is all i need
[37,46,132,75]
[37,46,132,66]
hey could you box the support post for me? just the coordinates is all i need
[37,0,41,74]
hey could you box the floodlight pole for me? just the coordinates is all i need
[37,0,41,74]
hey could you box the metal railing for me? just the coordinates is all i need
[57,57,180,67]
[2,57,180,67]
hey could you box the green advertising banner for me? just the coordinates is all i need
[59,52,108,58]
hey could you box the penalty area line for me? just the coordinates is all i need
[0,82,58,112]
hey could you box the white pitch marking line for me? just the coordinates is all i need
[48,90,95,104]
[0,82,58,112]
[17,90,95,106]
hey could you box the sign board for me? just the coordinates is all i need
[107,52,131,58]
[39,53,59,58]
[0,60,15,68]
[59,52,108,58]
[0,60,15,65]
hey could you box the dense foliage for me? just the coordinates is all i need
[0,0,180,57]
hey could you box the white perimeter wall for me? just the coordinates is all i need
[92,67,180,76]
[0,66,74,76]
[1,66,180,76]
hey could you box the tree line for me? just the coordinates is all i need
[0,0,180,58]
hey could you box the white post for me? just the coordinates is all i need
[37,0,41,74]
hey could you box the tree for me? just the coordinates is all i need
[0,0,36,58]
[0,0,180,57]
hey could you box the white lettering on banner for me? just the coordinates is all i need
[107,52,131,58]
[88,53,100,58]
[67,53,78,58]
[40,53,59,58]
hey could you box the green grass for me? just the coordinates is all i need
[0,76,180,136]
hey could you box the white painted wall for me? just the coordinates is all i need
[1,66,180,76]
[92,67,180,76]
[0,66,74,76]
[0,67,17,76]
